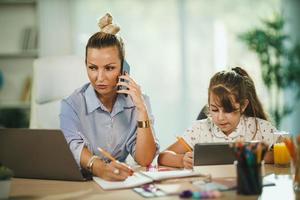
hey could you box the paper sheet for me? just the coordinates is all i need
[142,169,203,181]
[93,172,152,190]
[93,169,204,190]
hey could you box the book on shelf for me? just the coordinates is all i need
[20,77,32,102]
[21,26,38,52]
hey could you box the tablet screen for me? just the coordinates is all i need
[194,143,236,165]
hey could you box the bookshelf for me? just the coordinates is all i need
[0,0,37,127]
[0,51,38,59]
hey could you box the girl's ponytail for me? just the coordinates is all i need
[232,67,268,120]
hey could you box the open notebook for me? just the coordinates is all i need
[93,170,203,190]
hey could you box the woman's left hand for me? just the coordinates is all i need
[116,73,146,111]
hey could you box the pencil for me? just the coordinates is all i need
[97,147,116,162]
[98,147,134,175]
[176,136,193,152]
[256,143,262,163]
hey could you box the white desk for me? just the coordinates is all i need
[9,165,299,200]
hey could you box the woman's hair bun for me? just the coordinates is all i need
[98,13,120,35]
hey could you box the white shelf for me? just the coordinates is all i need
[0,51,38,59]
[0,101,30,109]
[0,0,36,5]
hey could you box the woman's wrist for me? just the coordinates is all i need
[136,104,149,120]
[137,120,151,128]
[92,159,106,177]
[86,155,100,173]
[136,103,147,113]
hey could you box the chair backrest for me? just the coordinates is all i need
[196,105,208,120]
[30,55,88,129]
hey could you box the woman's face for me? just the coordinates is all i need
[86,47,121,97]
[209,92,244,135]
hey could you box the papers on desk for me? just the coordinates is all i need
[93,172,152,190]
[93,170,203,190]
[142,170,203,181]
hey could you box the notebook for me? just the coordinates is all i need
[93,170,204,190]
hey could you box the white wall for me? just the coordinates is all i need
[36,0,283,149]
[281,0,300,135]
[37,0,72,57]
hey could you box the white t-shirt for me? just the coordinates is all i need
[182,115,278,149]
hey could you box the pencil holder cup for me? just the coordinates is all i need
[236,163,262,195]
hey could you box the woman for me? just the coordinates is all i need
[60,13,159,181]
[158,67,278,169]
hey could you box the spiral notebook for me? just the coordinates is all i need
[93,170,204,190]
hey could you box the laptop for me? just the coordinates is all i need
[0,129,87,181]
[194,142,236,166]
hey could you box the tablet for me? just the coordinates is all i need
[194,143,236,165]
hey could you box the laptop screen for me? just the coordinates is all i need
[0,129,87,181]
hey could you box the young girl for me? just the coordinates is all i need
[158,67,278,168]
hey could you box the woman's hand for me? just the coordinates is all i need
[116,73,146,112]
[182,152,193,169]
[94,160,134,181]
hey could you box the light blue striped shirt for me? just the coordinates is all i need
[60,83,159,166]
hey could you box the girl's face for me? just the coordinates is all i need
[86,47,121,98]
[209,92,247,135]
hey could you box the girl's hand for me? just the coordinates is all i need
[116,73,147,112]
[94,160,133,181]
[182,152,193,169]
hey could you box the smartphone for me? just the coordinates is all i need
[117,60,131,96]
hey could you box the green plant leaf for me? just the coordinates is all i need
[238,12,300,128]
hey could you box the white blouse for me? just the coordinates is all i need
[182,115,278,149]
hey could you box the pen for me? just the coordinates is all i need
[176,136,193,152]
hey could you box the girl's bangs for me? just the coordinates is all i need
[211,86,239,113]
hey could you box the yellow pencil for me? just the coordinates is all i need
[98,147,134,175]
[176,136,193,152]
[256,143,262,163]
[97,147,116,162]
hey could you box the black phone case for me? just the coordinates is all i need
[117,60,131,96]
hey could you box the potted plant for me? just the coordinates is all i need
[239,13,300,128]
[0,165,13,199]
